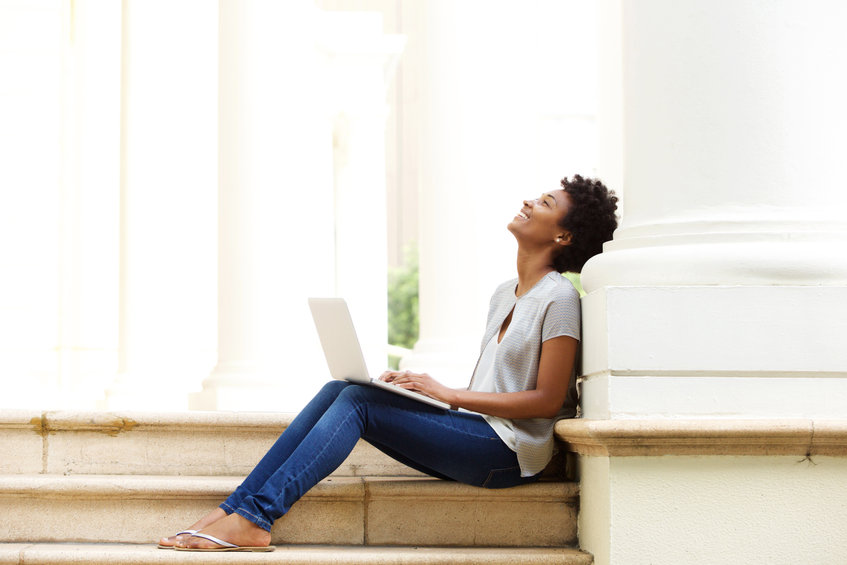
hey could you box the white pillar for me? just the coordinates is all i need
[57,0,122,408]
[107,0,218,410]
[402,0,510,386]
[321,12,405,374]
[581,0,847,420]
[0,1,64,408]
[191,0,336,412]
[0,0,121,410]
[579,2,847,563]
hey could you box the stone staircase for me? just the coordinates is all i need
[0,410,591,564]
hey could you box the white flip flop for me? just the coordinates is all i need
[174,531,275,552]
[157,529,198,549]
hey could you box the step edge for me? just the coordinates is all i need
[0,474,576,502]
[0,543,593,565]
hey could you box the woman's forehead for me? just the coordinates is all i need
[546,189,570,208]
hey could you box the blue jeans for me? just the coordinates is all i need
[220,381,539,531]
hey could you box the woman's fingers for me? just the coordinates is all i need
[379,370,412,383]
[393,372,431,391]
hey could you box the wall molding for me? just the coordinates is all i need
[555,418,847,457]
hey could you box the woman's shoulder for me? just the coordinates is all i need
[486,279,518,312]
[537,272,580,303]
[490,274,578,307]
[493,278,518,296]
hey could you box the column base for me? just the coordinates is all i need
[580,373,847,420]
[104,374,191,411]
[188,383,290,412]
[580,285,847,419]
[190,366,325,412]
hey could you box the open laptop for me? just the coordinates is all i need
[308,297,450,410]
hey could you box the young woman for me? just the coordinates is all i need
[160,175,618,552]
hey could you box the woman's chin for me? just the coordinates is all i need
[506,221,525,238]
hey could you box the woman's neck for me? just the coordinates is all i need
[514,249,556,297]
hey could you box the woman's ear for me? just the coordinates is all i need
[555,232,572,246]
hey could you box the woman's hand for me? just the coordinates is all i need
[378,370,456,405]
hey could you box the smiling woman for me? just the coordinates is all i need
[160,176,618,552]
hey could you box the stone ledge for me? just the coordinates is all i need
[0,411,43,474]
[0,474,362,501]
[364,476,578,502]
[40,410,295,434]
[0,543,593,565]
[0,409,424,477]
[0,475,577,547]
[554,418,847,456]
[0,410,566,478]
[0,474,576,503]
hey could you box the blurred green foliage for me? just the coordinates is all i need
[387,245,419,368]
[562,271,585,297]
[385,252,582,369]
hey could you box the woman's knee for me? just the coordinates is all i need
[314,380,352,403]
[333,383,391,414]
[335,382,373,403]
[319,380,381,405]
[320,380,349,394]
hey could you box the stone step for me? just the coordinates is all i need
[2,409,424,477]
[0,543,593,565]
[3,409,567,479]
[0,474,579,548]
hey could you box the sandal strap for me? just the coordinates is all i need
[189,532,238,549]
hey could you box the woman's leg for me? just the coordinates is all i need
[181,383,536,549]
[161,380,351,548]
[359,395,537,489]
[220,380,352,513]
[235,384,534,530]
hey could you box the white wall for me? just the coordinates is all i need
[581,455,847,565]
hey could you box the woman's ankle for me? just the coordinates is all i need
[193,507,227,529]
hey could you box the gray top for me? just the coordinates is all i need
[471,272,581,476]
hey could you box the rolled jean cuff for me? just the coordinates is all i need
[219,501,236,514]
[234,507,273,532]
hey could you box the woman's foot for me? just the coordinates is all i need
[158,507,227,548]
[176,513,272,550]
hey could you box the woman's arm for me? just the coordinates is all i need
[381,335,578,420]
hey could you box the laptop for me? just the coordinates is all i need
[308,297,450,410]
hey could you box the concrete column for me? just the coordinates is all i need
[191,0,336,411]
[107,0,218,410]
[401,0,486,386]
[578,2,847,563]
[57,0,122,408]
[402,0,543,387]
[321,12,405,374]
[0,1,65,409]
[581,0,847,420]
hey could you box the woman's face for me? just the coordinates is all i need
[508,189,572,246]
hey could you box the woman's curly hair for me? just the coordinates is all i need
[553,175,618,273]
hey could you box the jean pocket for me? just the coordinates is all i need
[481,465,524,489]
